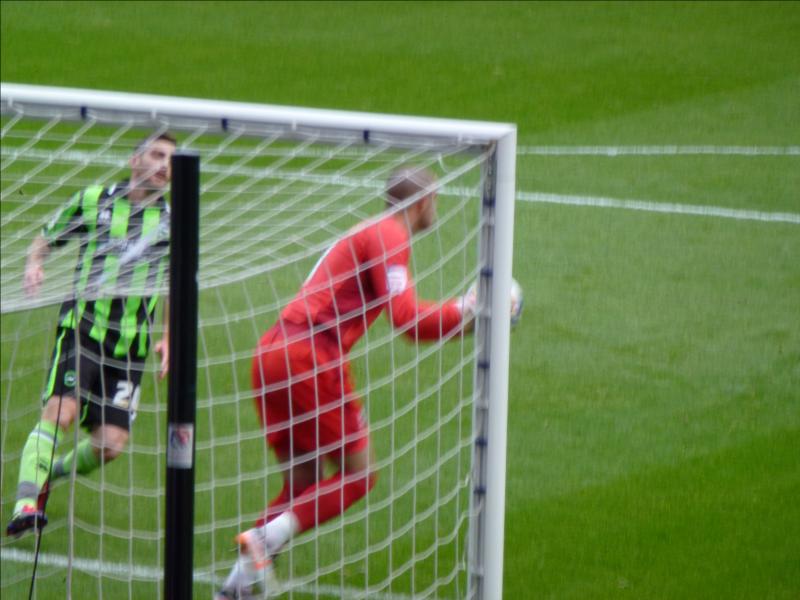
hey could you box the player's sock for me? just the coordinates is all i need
[14,420,60,513]
[285,470,377,535]
[56,438,100,476]
[259,511,300,554]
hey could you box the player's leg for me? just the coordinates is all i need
[282,350,376,535]
[228,463,304,600]
[223,442,310,598]
[255,438,322,527]
[52,344,140,477]
[6,395,79,536]
[219,330,295,598]
[282,433,377,537]
[255,352,376,553]
[229,432,376,594]
[252,326,325,524]
[58,422,130,471]
[221,445,376,600]
[222,335,378,597]
[6,328,82,536]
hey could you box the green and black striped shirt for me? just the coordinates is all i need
[43,181,170,359]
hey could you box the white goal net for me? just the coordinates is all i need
[1,84,516,599]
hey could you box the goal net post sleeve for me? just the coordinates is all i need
[164,151,200,600]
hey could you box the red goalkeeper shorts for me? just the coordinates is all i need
[252,322,369,457]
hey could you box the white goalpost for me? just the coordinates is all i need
[0,83,516,599]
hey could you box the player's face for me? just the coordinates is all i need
[130,139,175,190]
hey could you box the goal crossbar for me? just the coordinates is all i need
[1,83,514,147]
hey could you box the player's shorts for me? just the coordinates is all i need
[251,321,369,457]
[43,327,144,431]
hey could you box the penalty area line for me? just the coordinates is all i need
[1,547,416,600]
[517,191,800,224]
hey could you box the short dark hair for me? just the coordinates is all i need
[385,165,438,206]
[134,131,177,153]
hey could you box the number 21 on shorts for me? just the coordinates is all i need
[112,381,142,420]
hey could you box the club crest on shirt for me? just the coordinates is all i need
[387,266,408,295]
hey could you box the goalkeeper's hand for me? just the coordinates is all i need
[457,277,523,331]
[456,285,478,334]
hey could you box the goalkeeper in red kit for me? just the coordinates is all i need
[217,166,475,599]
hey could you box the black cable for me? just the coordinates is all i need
[28,327,70,600]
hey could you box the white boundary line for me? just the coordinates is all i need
[1,547,415,600]
[3,148,798,225]
[518,145,800,156]
[517,191,800,224]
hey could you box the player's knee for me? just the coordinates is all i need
[100,445,123,462]
[93,426,129,462]
[41,395,78,428]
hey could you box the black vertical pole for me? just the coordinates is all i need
[165,151,200,600]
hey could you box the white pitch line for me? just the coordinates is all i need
[5,144,800,164]
[1,547,415,600]
[3,147,798,224]
[2,546,182,582]
[517,145,800,156]
[517,191,800,224]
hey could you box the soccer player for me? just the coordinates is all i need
[216,166,476,599]
[5,133,177,538]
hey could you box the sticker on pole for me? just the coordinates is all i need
[167,423,194,469]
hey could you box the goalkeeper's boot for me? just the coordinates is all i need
[215,571,261,600]
[6,504,48,538]
[237,528,278,596]
[216,528,278,599]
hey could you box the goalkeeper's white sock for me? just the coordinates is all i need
[259,511,300,554]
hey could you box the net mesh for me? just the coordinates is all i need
[1,93,492,599]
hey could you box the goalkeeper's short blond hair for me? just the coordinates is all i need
[385,165,437,207]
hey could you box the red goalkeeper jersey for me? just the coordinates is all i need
[280,215,463,354]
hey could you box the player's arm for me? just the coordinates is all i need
[23,235,51,297]
[24,190,85,297]
[154,298,170,379]
[387,285,466,341]
[367,228,466,340]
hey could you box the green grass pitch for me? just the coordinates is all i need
[2,1,799,598]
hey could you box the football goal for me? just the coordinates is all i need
[0,83,516,599]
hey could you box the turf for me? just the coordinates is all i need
[2,1,799,598]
